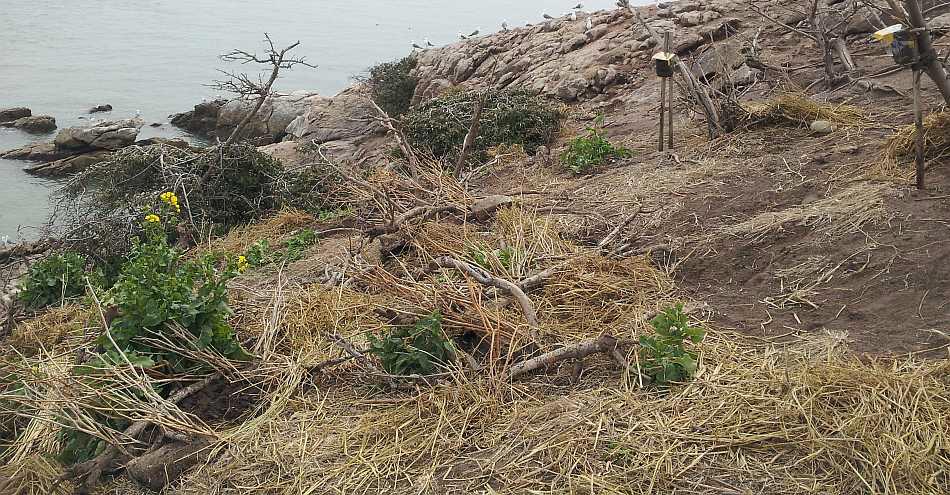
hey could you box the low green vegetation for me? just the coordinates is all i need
[18,251,88,310]
[367,312,456,375]
[366,55,419,117]
[639,304,705,385]
[467,244,515,271]
[401,89,561,164]
[242,228,319,269]
[560,116,631,174]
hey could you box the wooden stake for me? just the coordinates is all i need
[914,69,925,190]
[659,77,667,152]
[668,68,674,150]
[665,31,673,151]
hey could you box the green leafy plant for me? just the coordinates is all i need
[402,89,561,164]
[99,218,249,372]
[639,304,705,385]
[366,55,419,117]
[367,312,456,375]
[560,115,631,174]
[244,239,272,267]
[467,244,515,271]
[282,229,317,263]
[18,252,88,310]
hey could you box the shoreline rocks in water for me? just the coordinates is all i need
[88,104,113,113]
[6,115,57,133]
[0,107,32,122]
[54,118,144,152]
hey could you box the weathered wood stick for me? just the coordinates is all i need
[509,334,620,379]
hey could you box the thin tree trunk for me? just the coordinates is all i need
[903,0,950,105]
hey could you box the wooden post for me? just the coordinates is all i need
[668,62,674,150]
[913,69,925,189]
[659,77,667,152]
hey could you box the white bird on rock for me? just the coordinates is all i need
[469,28,480,37]
[574,3,584,9]
[586,16,593,31]
[570,11,577,21]
[543,13,555,20]
[412,41,426,50]
[502,20,509,32]
[458,31,468,40]
[425,38,435,47]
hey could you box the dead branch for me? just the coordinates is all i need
[508,334,622,379]
[431,256,540,340]
[903,0,950,105]
[455,90,488,174]
[211,33,316,147]
[369,99,422,180]
[598,206,643,249]
[0,238,57,265]
[60,373,221,493]
[366,205,465,238]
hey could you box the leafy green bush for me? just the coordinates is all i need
[402,89,561,164]
[241,228,318,269]
[467,244,514,271]
[18,252,88,310]
[367,312,456,375]
[560,116,631,174]
[98,217,249,372]
[639,304,705,385]
[366,56,419,117]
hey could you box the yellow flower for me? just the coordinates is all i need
[237,255,249,273]
[144,214,160,223]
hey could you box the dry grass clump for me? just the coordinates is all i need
[0,454,70,495]
[5,304,90,356]
[744,93,867,127]
[884,111,950,160]
[538,254,676,339]
[173,331,949,495]
[717,182,891,242]
[205,208,315,255]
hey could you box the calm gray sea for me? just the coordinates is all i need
[0,0,636,240]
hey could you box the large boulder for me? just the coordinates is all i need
[286,86,382,144]
[11,115,56,133]
[0,107,31,123]
[216,91,321,144]
[54,118,144,151]
[169,99,226,137]
[0,142,73,162]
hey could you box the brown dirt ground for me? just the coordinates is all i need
[467,16,950,357]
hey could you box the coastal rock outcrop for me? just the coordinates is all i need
[169,99,226,137]
[171,92,320,145]
[0,107,31,122]
[54,118,144,151]
[88,104,113,113]
[8,115,57,133]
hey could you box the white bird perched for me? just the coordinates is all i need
[570,11,577,21]
[586,16,593,31]
[574,3,584,9]
[425,38,435,47]
[411,40,424,50]
[458,31,468,40]
[525,20,533,26]
[542,13,555,20]
[469,28,480,37]
[502,20,509,32]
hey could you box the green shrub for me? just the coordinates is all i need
[18,252,88,310]
[55,143,286,259]
[560,116,631,174]
[639,304,705,385]
[401,89,561,165]
[367,312,456,375]
[366,56,419,117]
[282,228,317,263]
[241,228,318,269]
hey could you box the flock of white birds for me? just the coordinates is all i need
[411,3,593,51]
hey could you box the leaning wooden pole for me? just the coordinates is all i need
[658,76,667,151]
[902,0,950,105]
